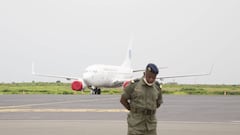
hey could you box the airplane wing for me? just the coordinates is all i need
[133,67,168,72]
[32,63,79,80]
[112,77,135,86]
[157,66,213,81]
[112,79,128,85]
[32,72,79,80]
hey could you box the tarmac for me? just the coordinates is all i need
[0,95,239,135]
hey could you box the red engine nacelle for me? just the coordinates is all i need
[122,80,131,89]
[71,81,84,91]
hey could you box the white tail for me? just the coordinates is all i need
[121,39,133,68]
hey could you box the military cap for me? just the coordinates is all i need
[146,63,159,74]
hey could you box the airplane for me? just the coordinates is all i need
[32,42,212,95]
[32,42,135,94]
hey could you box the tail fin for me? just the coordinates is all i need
[121,39,133,68]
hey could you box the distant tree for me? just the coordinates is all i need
[56,80,61,83]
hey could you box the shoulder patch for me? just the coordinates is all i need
[159,84,163,89]
[155,81,163,89]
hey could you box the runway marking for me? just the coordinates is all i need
[0,97,119,109]
[160,121,240,124]
[0,108,129,113]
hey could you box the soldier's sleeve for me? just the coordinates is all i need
[121,83,134,100]
[155,81,163,108]
[120,82,136,110]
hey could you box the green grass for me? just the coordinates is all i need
[0,82,123,95]
[162,84,240,95]
[0,82,239,95]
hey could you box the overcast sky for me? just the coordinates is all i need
[0,0,240,84]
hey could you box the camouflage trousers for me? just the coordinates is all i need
[127,128,157,135]
[127,112,157,135]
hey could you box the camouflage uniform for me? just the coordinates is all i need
[122,77,163,135]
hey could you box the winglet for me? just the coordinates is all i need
[208,64,214,75]
[203,64,214,76]
[32,62,35,75]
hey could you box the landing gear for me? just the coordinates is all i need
[95,88,101,95]
[90,86,101,95]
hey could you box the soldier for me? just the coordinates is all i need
[120,63,163,135]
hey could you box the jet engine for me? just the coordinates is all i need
[71,80,86,91]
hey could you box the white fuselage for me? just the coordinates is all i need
[82,64,133,87]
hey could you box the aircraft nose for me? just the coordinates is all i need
[83,72,93,80]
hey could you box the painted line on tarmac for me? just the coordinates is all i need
[0,97,119,109]
[0,108,129,113]
[160,120,240,124]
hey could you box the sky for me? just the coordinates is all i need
[0,0,240,84]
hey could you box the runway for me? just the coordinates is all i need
[0,95,240,135]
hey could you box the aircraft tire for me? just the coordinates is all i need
[97,88,101,95]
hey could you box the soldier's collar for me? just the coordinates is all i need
[141,77,154,87]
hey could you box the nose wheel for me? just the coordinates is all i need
[90,87,101,95]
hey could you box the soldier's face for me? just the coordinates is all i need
[144,71,157,84]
